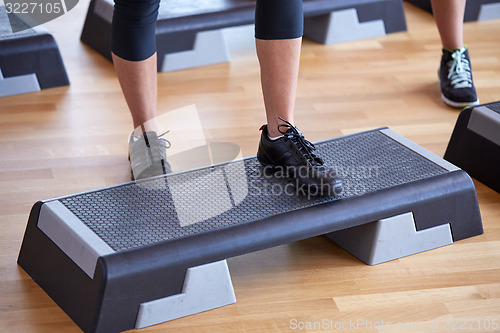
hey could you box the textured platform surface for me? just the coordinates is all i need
[58,129,447,252]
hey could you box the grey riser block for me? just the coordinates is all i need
[18,128,483,333]
[135,259,236,329]
[0,7,69,97]
[0,68,40,97]
[405,0,500,21]
[444,102,500,193]
[80,0,406,72]
[327,212,453,265]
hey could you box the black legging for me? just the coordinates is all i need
[111,0,304,61]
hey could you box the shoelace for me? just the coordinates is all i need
[143,131,171,171]
[277,117,324,166]
[144,130,171,150]
[447,48,472,89]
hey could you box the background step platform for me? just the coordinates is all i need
[405,0,500,21]
[18,128,482,333]
[445,101,500,193]
[0,7,69,97]
[81,0,406,72]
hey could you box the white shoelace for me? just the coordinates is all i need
[447,48,472,89]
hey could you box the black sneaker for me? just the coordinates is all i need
[257,118,343,196]
[128,131,171,180]
[438,47,479,108]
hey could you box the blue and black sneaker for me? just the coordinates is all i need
[438,47,479,108]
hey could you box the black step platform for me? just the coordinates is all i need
[0,7,69,97]
[445,101,500,193]
[405,0,500,22]
[80,0,407,72]
[18,128,483,333]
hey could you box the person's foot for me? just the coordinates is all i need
[128,131,171,180]
[257,118,343,196]
[438,47,479,108]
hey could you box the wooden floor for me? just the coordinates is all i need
[1,2,500,332]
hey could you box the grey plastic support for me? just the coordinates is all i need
[380,128,460,171]
[37,201,115,278]
[467,105,500,146]
[304,8,386,45]
[327,212,453,265]
[135,259,236,329]
[0,67,40,97]
[161,29,230,72]
[478,3,500,21]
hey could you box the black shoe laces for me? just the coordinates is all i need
[277,117,324,166]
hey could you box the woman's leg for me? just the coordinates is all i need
[112,0,168,179]
[112,53,159,136]
[254,0,303,137]
[254,0,343,195]
[431,0,465,50]
[112,0,160,135]
[256,38,301,138]
[431,0,478,108]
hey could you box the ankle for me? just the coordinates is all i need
[266,117,294,137]
[133,118,161,137]
[266,126,282,138]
